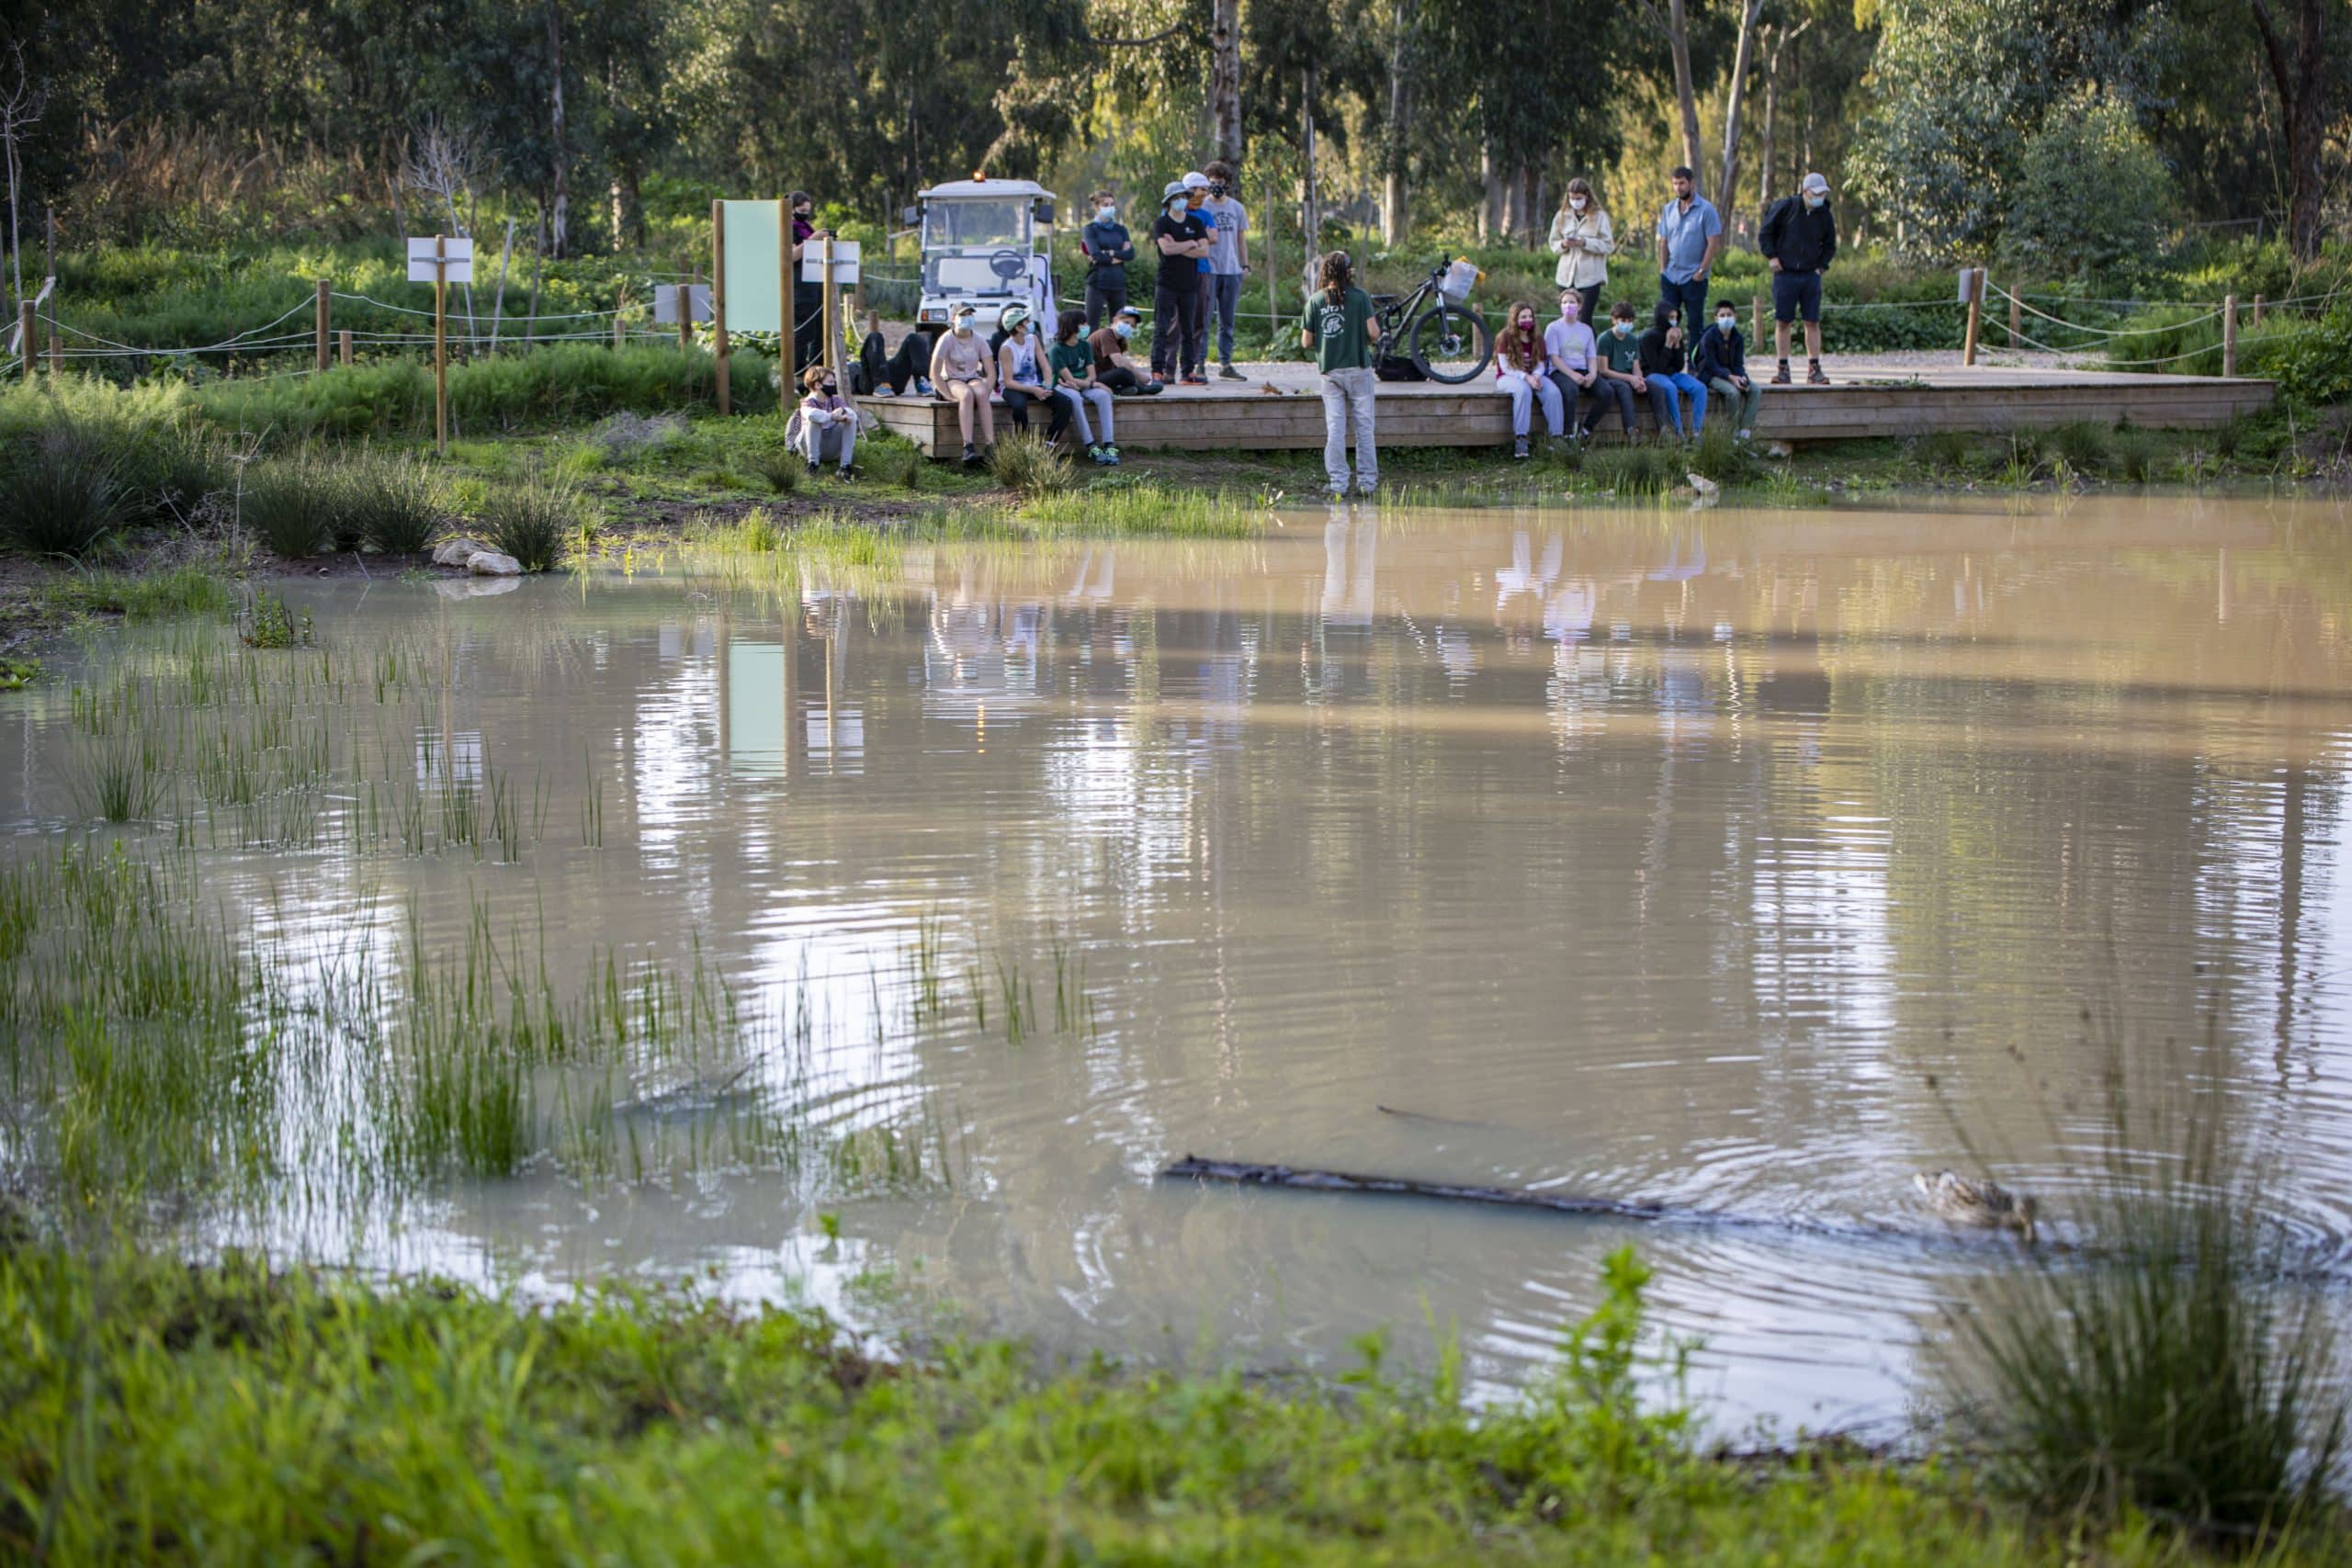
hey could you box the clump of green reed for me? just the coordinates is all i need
[1687,425,1766,486]
[2114,428,2160,483]
[1937,1087,2347,1539]
[1020,480,1261,537]
[2,425,130,558]
[2047,420,2117,478]
[0,654,39,691]
[1914,428,1979,474]
[477,472,593,571]
[334,448,444,555]
[239,455,337,558]
[51,566,232,623]
[752,445,804,494]
[988,429,1074,496]
[1580,443,1681,497]
[884,442,926,491]
[71,728,173,822]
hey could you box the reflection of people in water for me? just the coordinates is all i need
[1064,547,1115,604]
[1646,532,1706,581]
[1494,529,1566,617]
[1320,513,1378,627]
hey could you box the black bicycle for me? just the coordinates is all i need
[1372,259,1494,383]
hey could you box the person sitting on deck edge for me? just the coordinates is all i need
[1089,306,1163,395]
[1495,300,1565,459]
[1693,299,1763,441]
[929,302,997,467]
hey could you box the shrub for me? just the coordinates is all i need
[753,446,803,494]
[334,450,443,555]
[477,474,592,571]
[988,430,1074,495]
[1688,426,1766,486]
[2047,421,2116,477]
[1940,1107,2347,1536]
[2249,306,2352,410]
[1,427,130,558]
[239,457,337,558]
[2000,89,2175,281]
[1582,444,1679,496]
[1915,429,1978,472]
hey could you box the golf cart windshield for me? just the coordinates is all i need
[923,199,1028,250]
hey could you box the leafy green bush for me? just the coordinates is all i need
[2248,307,2352,410]
[239,457,337,558]
[2048,421,2117,476]
[1688,426,1766,485]
[477,474,592,571]
[2000,90,2175,281]
[0,427,130,558]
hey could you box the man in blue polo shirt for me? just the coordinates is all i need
[1654,166,1723,339]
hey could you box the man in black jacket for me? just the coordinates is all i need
[1758,171,1837,385]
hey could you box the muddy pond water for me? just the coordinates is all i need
[6,494,2352,1432]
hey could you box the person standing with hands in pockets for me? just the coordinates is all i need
[1653,167,1723,338]
[1758,172,1838,385]
[1547,177,1614,328]
[1302,250,1382,499]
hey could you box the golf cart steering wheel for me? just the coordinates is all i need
[987,248,1028,281]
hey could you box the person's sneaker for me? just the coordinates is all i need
[1218,363,1246,380]
[1089,445,1110,465]
[1807,361,1830,386]
[916,377,936,396]
[1102,446,1121,464]
[1356,480,1379,498]
[1512,435,1531,459]
[960,443,979,466]
[1182,373,1208,386]
[805,458,820,477]
[1770,361,1792,386]
[838,465,855,479]
[874,384,896,398]
[1736,429,1751,442]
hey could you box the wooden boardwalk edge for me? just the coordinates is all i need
[858,367,2276,457]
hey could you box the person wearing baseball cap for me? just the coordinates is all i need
[1758,172,1838,385]
[1150,176,1212,384]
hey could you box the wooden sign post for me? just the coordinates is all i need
[315,279,330,372]
[711,199,730,415]
[1750,293,1763,352]
[679,268,695,353]
[1961,267,1985,367]
[2008,289,2021,349]
[820,231,840,379]
[338,330,353,367]
[2222,295,2237,378]
[19,299,31,381]
[407,235,474,452]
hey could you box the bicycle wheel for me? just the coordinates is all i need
[1408,302,1493,383]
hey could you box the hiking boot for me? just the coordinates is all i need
[960,443,980,467]
[1807,360,1830,386]
[1218,363,1246,380]
[1770,360,1792,386]
[1512,435,1531,459]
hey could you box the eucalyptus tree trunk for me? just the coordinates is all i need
[1716,0,1766,234]
[1382,0,1416,245]
[547,4,570,259]
[1210,0,1242,165]
[1667,0,1702,195]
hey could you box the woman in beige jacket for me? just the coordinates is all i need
[1548,176,1615,327]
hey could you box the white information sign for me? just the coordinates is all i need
[654,283,714,324]
[407,236,477,284]
[800,239,861,285]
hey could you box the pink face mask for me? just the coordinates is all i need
[1560,300,1580,320]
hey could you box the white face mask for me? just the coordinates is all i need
[1167,202,1187,220]
[953,317,975,336]
[1097,206,1115,221]
[1717,315,1736,330]
[1804,191,1826,209]
[1569,197,1588,211]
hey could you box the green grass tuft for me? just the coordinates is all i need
[477,472,593,571]
[239,455,337,558]
[1,425,131,558]
[987,429,1076,496]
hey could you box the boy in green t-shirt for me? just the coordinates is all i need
[1047,309,1118,464]
[1298,251,1384,496]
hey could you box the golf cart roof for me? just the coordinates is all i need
[918,178,1053,201]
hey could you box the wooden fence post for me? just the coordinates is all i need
[2222,294,2237,378]
[712,199,731,415]
[18,300,31,380]
[2007,289,2020,349]
[1962,267,1984,367]
[820,231,840,382]
[679,268,694,353]
[1750,293,1763,353]
[2252,293,2264,328]
[48,324,60,374]
[613,295,626,351]
[315,279,330,372]
[338,330,353,367]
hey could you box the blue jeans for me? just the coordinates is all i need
[1657,274,1712,338]
[1654,372,1708,436]
[1207,272,1244,365]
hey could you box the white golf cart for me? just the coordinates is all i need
[904,177,1058,333]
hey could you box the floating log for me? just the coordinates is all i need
[1162,1156,1676,1222]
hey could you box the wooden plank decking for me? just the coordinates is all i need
[858,361,2275,457]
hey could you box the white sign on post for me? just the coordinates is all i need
[653,283,714,324]
[1956,266,1984,303]
[799,239,861,285]
[407,236,477,284]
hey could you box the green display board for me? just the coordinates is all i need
[720,200,783,334]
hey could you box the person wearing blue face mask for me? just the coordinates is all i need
[1080,191,1135,331]
[1088,306,1164,395]
[1758,172,1838,384]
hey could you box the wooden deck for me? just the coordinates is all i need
[859,361,2275,457]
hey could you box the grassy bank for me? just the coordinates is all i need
[4,1231,2335,1566]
